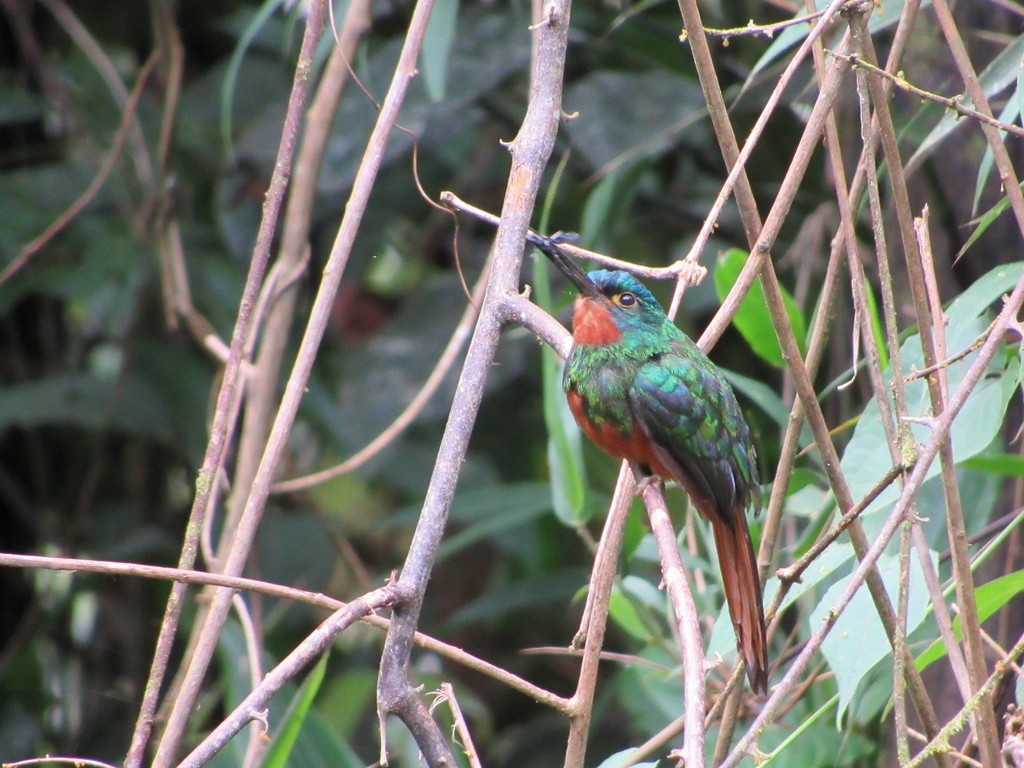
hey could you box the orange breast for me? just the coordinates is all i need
[572,297,621,345]
[567,389,673,478]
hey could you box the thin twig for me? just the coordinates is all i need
[0,52,159,285]
[570,463,633,648]
[140,6,328,764]
[894,520,914,765]
[0,551,571,712]
[854,14,1002,763]
[671,0,851,322]
[376,1,572,765]
[177,586,398,768]
[441,191,704,284]
[3,759,119,768]
[701,8,830,39]
[721,265,1024,767]
[36,0,153,185]
[828,50,1024,139]
[903,323,995,382]
[234,594,268,768]
[635,474,707,768]
[564,464,636,766]
[905,630,1024,768]
[226,0,372,530]
[437,683,483,768]
[773,464,906,595]
[272,259,489,493]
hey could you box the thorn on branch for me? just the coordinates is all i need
[248,708,271,737]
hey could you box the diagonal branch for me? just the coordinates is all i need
[721,266,1024,766]
[375,1,573,765]
[127,5,329,765]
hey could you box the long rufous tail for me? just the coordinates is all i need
[710,515,768,693]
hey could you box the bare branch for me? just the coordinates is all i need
[177,586,399,768]
[829,50,1024,139]
[375,1,572,764]
[137,5,330,762]
[635,475,707,768]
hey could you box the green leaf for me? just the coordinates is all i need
[865,279,888,372]
[445,568,588,628]
[437,502,550,561]
[608,585,651,641]
[962,453,1024,476]
[318,669,378,741]
[840,262,1024,524]
[420,0,459,101]
[713,247,807,367]
[595,750,658,768]
[916,569,1024,671]
[579,163,648,252]
[721,367,792,428]
[220,0,286,158]
[959,184,1022,260]
[972,96,1020,216]
[563,70,706,172]
[0,373,174,442]
[262,652,330,768]
[811,548,937,721]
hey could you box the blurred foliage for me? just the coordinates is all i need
[1,0,1024,766]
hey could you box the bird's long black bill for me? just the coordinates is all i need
[526,231,602,300]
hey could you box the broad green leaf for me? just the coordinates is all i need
[437,502,550,561]
[215,621,259,768]
[262,652,329,768]
[841,262,1024,524]
[420,0,459,101]
[278,714,363,768]
[315,11,530,198]
[445,568,589,628]
[595,750,658,768]
[0,73,44,124]
[580,164,646,251]
[916,569,1024,670]
[810,548,937,721]
[0,373,174,442]
[617,646,684,733]
[714,247,807,367]
[220,0,286,158]
[318,670,379,741]
[963,453,1024,476]
[609,585,651,641]
[865,280,888,372]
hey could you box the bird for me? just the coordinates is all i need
[528,231,768,693]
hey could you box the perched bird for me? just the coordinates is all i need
[529,232,768,693]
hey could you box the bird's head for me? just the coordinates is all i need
[528,232,668,345]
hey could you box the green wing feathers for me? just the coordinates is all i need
[627,345,760,520]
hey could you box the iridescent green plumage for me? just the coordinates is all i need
[530,236,768,692]
[563,271,760,520]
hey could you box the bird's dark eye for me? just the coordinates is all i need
[618,292,637,307]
